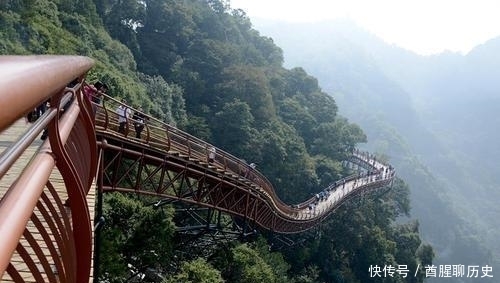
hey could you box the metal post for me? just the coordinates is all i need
[93,150,104,283]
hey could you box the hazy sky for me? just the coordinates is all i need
[230,0,500,55]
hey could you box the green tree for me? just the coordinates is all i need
[138,0,197,76]
[164,258,224,283]
[139,73,187,126]
[285,179,432,283]
[284,67,320,98]
[278,97,316,142]
[253,238,291,283]
[312,118,367,160]
[183,114,213,141]
[99,193,176,282]
[258,120,318,202]
[215,65,275,123]
[294,265,321,283]
[225,244,276,283]
[211,98,256,157]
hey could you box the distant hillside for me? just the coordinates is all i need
[253,18,498,280]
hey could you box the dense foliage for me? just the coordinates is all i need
[256,20,496,280]
[1,1,432,282]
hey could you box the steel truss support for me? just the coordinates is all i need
[144,199,258,260]
[95,129,395,234]
[97,137,312,233]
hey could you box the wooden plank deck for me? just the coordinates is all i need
[0,119,96,283]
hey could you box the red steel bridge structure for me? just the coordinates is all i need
[0,56,395,282]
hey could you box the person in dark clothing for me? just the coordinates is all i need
[132,107,146,139]
[37,100,50,140]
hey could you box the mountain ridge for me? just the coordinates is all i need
[253,18,499,278]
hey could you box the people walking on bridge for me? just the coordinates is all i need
[83,81,108,115]
[244,162,257,179]
[83,81,106,104]
[208,146,216,163]
[116,100,131,134]
[34,100,50,140]
[132,106,146,139]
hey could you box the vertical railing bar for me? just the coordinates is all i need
[74,85,99,192]
[22,229,58,283]
[15,243,45,283]
[31,209,71,281]
[46,180,76,283]
[0,148,57,277]
[6,263,24,283]
[39,191,72,277]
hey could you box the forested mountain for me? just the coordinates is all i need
[253,19,499,282]
[1,1,433,282]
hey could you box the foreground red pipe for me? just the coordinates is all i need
[0,55,93,132]
[0,55,94,281]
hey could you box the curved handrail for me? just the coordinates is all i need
[92,93,396,230]
[0,55,95,282]
[93,95,295,211]
[0,56,93,132]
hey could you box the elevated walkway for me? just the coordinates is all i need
[0,120,96,282]
[93,93,395,233]
[0,55,396,282]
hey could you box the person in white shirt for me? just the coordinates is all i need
[208,146,216,163]
[116,100,131,134]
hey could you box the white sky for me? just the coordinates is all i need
[230,0,500,55]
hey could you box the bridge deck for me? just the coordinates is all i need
[0,120,96,282]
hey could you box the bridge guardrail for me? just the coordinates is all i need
[0,55,96,282]
[92,92,396,224]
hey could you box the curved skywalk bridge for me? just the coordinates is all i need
[93,90,396,234]
[0,56,395,282]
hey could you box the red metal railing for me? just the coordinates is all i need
[0,55,96,282]
[93,95,294,213]
[92,93,396,231]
